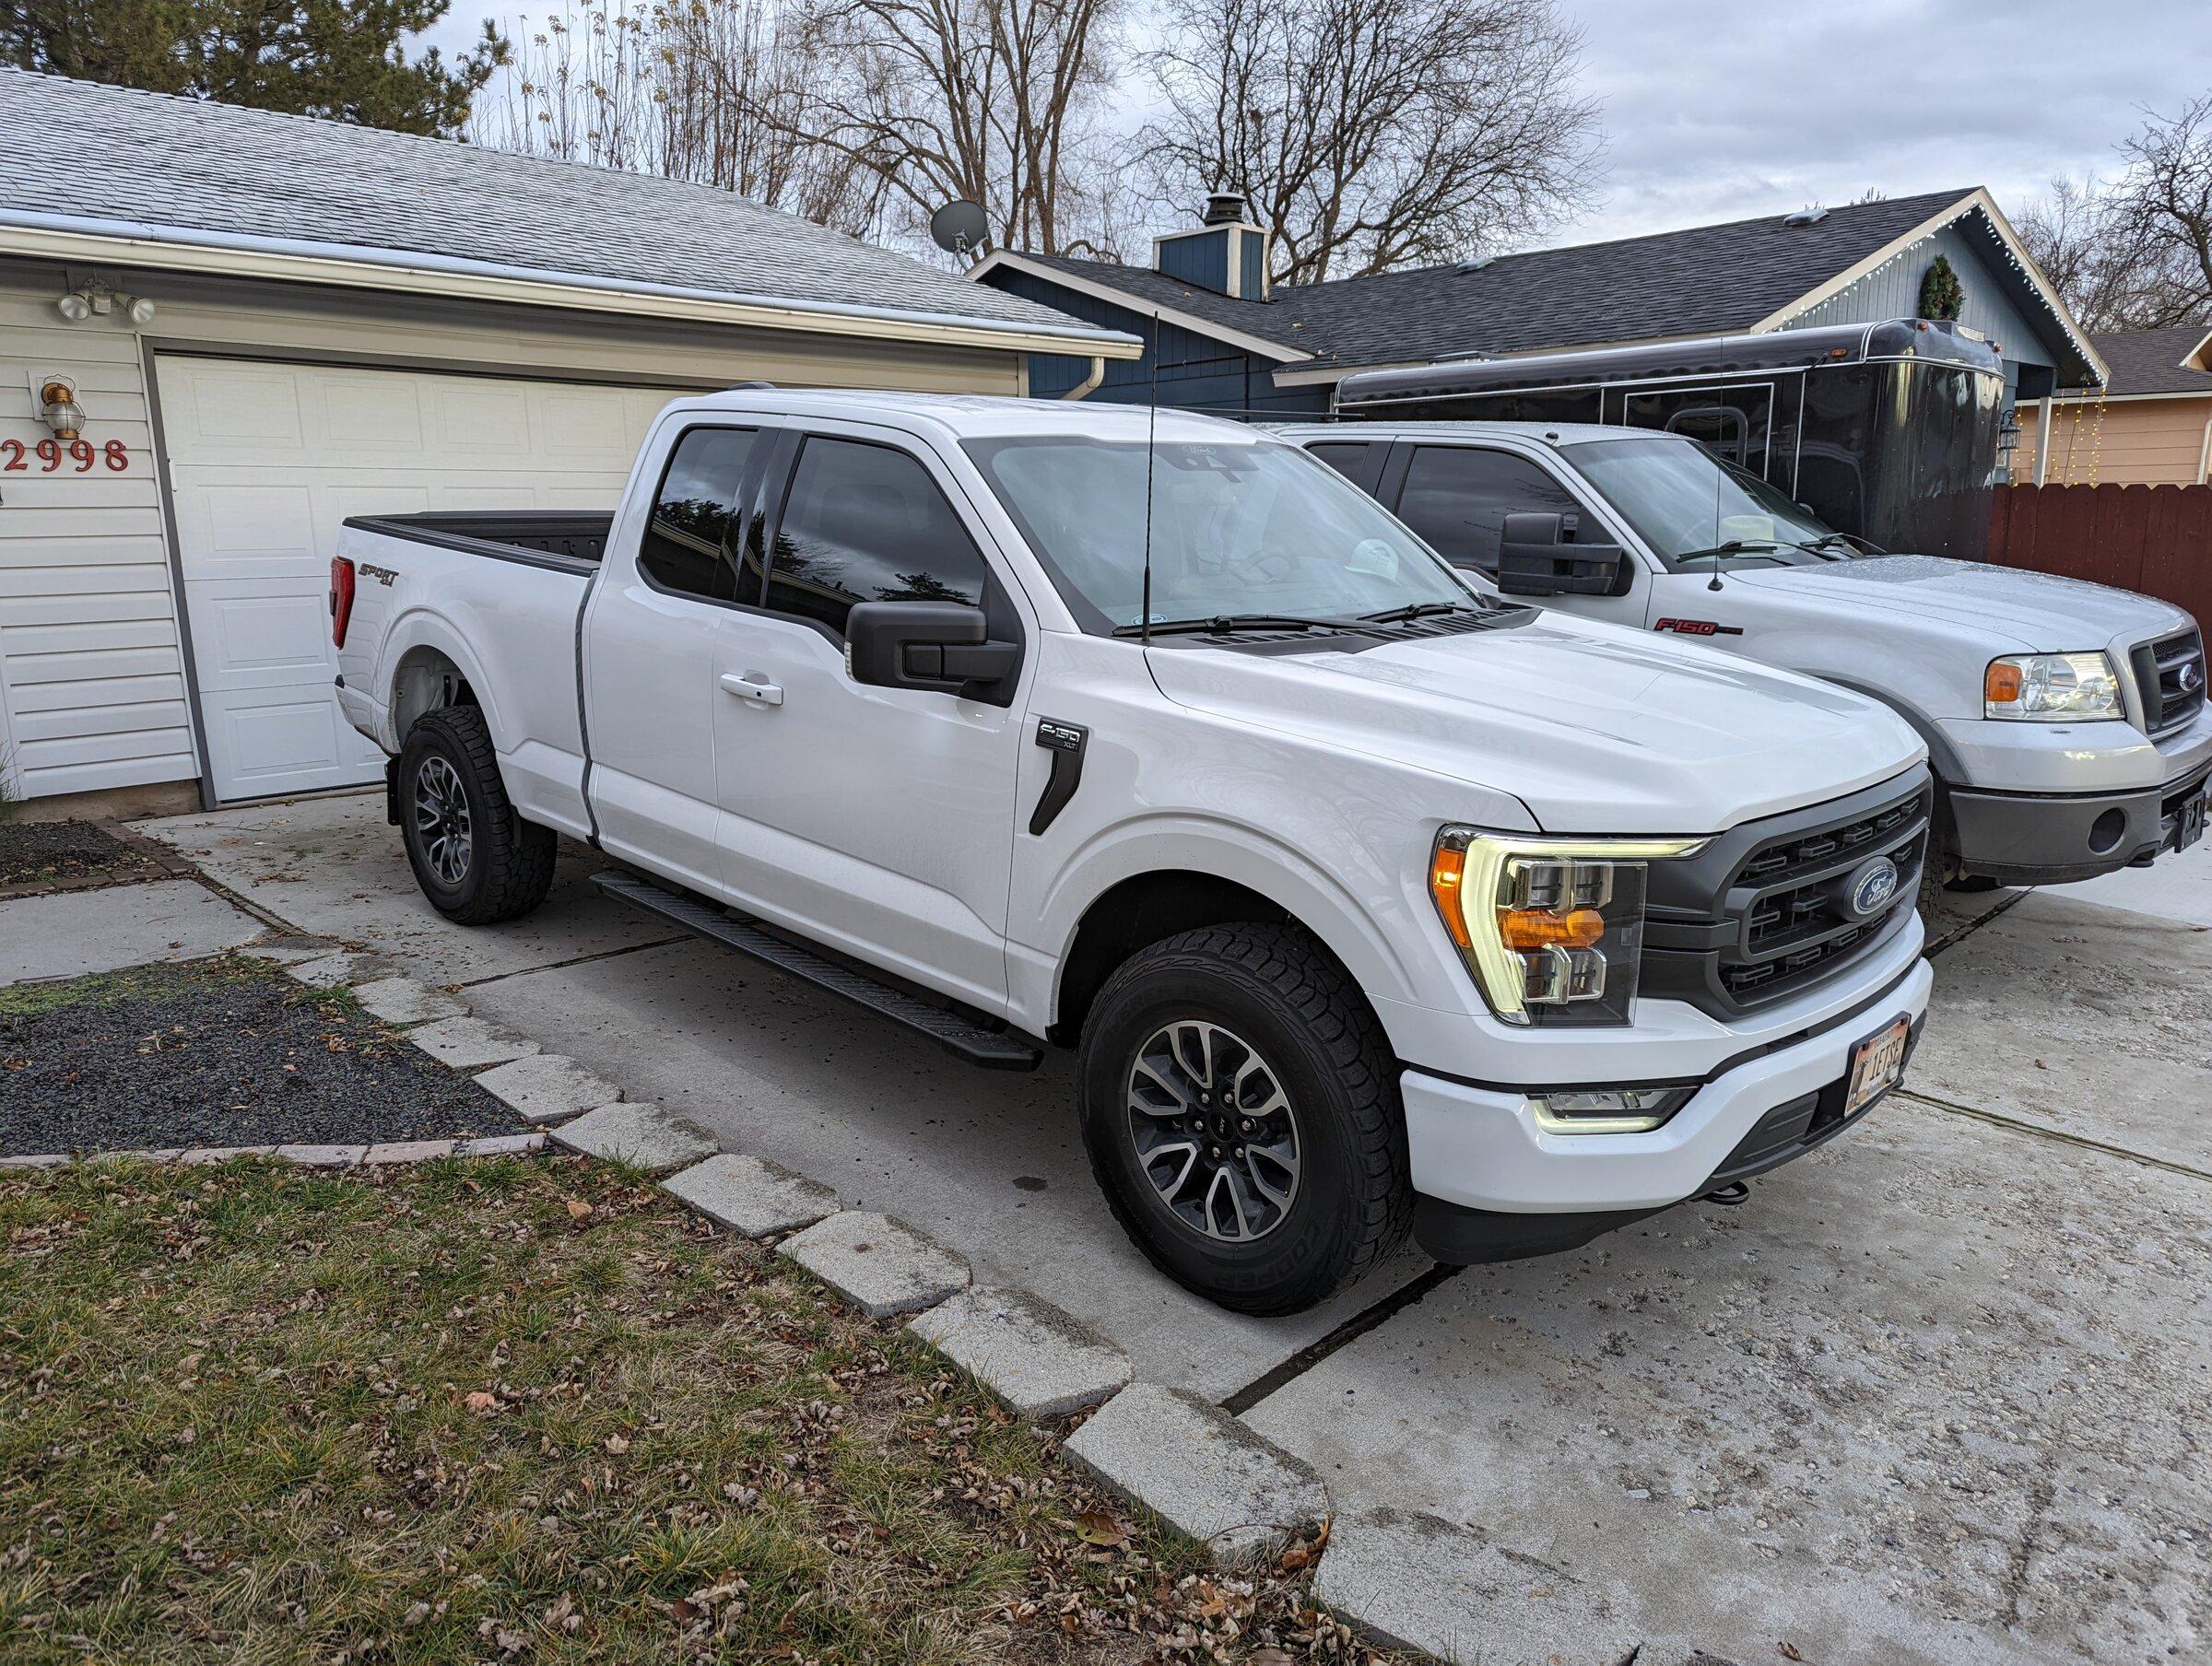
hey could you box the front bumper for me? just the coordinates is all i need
[1399,951,1932,1254]
[1947,757,2212,885]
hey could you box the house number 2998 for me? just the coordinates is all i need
[2,439,130,472]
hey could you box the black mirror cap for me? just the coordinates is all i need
[845,600,1018,702]
[1495,511,1628,597]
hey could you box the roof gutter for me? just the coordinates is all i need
[0,208,1145,360]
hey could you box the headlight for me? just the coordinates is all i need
[1984,652,2122,722]
[1430,830,1707,1027]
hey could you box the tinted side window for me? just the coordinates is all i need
[640,427,758,601]
[766,437,990,633]
[1308,442,1375,486]
[1396,447,1582,573]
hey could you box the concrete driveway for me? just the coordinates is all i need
[144,792,2212,1664]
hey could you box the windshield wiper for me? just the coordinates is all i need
[1807,531,1887,557]
[1671,538,1781,565]
[1112,613,1358,639]
[1358,601,1480,624]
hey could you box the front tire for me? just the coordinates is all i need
[1077,923,1411,1315]
[396,706,556,925]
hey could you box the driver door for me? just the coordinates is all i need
[708,422,1029,1013]
[1379,440,1652,629]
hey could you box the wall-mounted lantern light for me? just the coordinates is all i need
[40,379,85,440]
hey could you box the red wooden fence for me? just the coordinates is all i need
[1987,483,2212,626]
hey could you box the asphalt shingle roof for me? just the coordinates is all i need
[2086,324,2212,397]
[0,69,1115,344]
[1020,190,1981,367]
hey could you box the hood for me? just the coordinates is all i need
[1729,555,2193,653]
[1146,615,1926,835]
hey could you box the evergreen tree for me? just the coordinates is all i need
[2,1,507,137]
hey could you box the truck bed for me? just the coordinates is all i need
[340,510,614,573]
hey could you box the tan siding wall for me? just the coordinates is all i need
[0,257,1021,800]
[2011,395,2212,487]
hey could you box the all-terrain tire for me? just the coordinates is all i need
[1077,922,1412,1315]
[396,706,557,925]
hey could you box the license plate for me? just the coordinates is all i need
[2176,788,2208,852]
[1845,1015,1912,1115]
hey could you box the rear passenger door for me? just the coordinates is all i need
[1381,441,1650,630]
[708,422,1029,1013]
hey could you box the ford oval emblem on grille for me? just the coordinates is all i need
[1846,855,1900,919]
[2181,660,2205,695]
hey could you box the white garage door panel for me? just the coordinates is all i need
[159,357,691,803]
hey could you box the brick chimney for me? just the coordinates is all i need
[1153,189,1271,300]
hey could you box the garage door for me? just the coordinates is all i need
[157,357,691,803]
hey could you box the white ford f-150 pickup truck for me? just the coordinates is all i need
[1284,421,2212,888]
[334,390,1934,1313]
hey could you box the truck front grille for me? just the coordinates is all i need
[2131,628,2206,736]
[1641,773,1932,1018]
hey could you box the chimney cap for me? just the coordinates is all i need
[1203,190,1249,226]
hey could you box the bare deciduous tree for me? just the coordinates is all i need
[475,0,892,238]
[2107,94,2212,326]
[2021,99,2212,334]
[744,0,1130,255]
[1140,0,1597,286]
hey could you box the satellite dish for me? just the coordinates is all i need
[930,200,990,260]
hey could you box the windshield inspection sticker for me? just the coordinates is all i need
[1653,617,1744,637]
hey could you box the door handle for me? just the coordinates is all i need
[720,672,783,708]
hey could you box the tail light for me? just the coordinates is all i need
[329,556,356,648]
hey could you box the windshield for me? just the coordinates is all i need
[963,435,1479,633]
[1568,436,1861,568]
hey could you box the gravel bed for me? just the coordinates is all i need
[0,957,527,1157]
[0,819,163,891]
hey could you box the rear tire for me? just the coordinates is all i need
[1077,923,1411,1315]
[396,706,556,925]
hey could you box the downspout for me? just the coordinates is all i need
[2199,406,2212,485]
[2034,398,2053,487]
[1061,355,1105,401]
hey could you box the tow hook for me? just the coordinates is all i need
[1700,1179,1751,1206]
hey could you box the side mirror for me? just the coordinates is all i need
[845,601,1019,702]
[1496,511,1629,597]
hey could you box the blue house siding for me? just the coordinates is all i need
[1158,228,1232,289]
[980,264,1327,417]
[1240,232,1265,301]
[1783,222,2058,400]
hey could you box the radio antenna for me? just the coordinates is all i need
[1140,311,1160,645]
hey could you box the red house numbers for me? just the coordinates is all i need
[2,438,130,472]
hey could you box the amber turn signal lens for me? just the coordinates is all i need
[1497,905,1606,952]
[1430,845,1470,948]
[1984,661,2024,704]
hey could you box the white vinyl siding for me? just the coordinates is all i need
[0,260,1022,803]
[0,287,193,798]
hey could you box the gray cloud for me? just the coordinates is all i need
[1561,0,2206,240]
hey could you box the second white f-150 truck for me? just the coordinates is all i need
[334,391,1933,1313]
[1286,421,2212,889]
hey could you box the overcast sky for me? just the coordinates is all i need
[418,0,2206,247]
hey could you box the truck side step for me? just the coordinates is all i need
[591,870,1043,1072]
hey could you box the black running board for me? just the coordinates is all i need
[591,870,1042,1071]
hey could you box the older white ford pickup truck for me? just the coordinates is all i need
[1286,421,2212,889]
[333,391,1933,1312]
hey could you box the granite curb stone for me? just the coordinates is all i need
[778,1211,971,1318]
